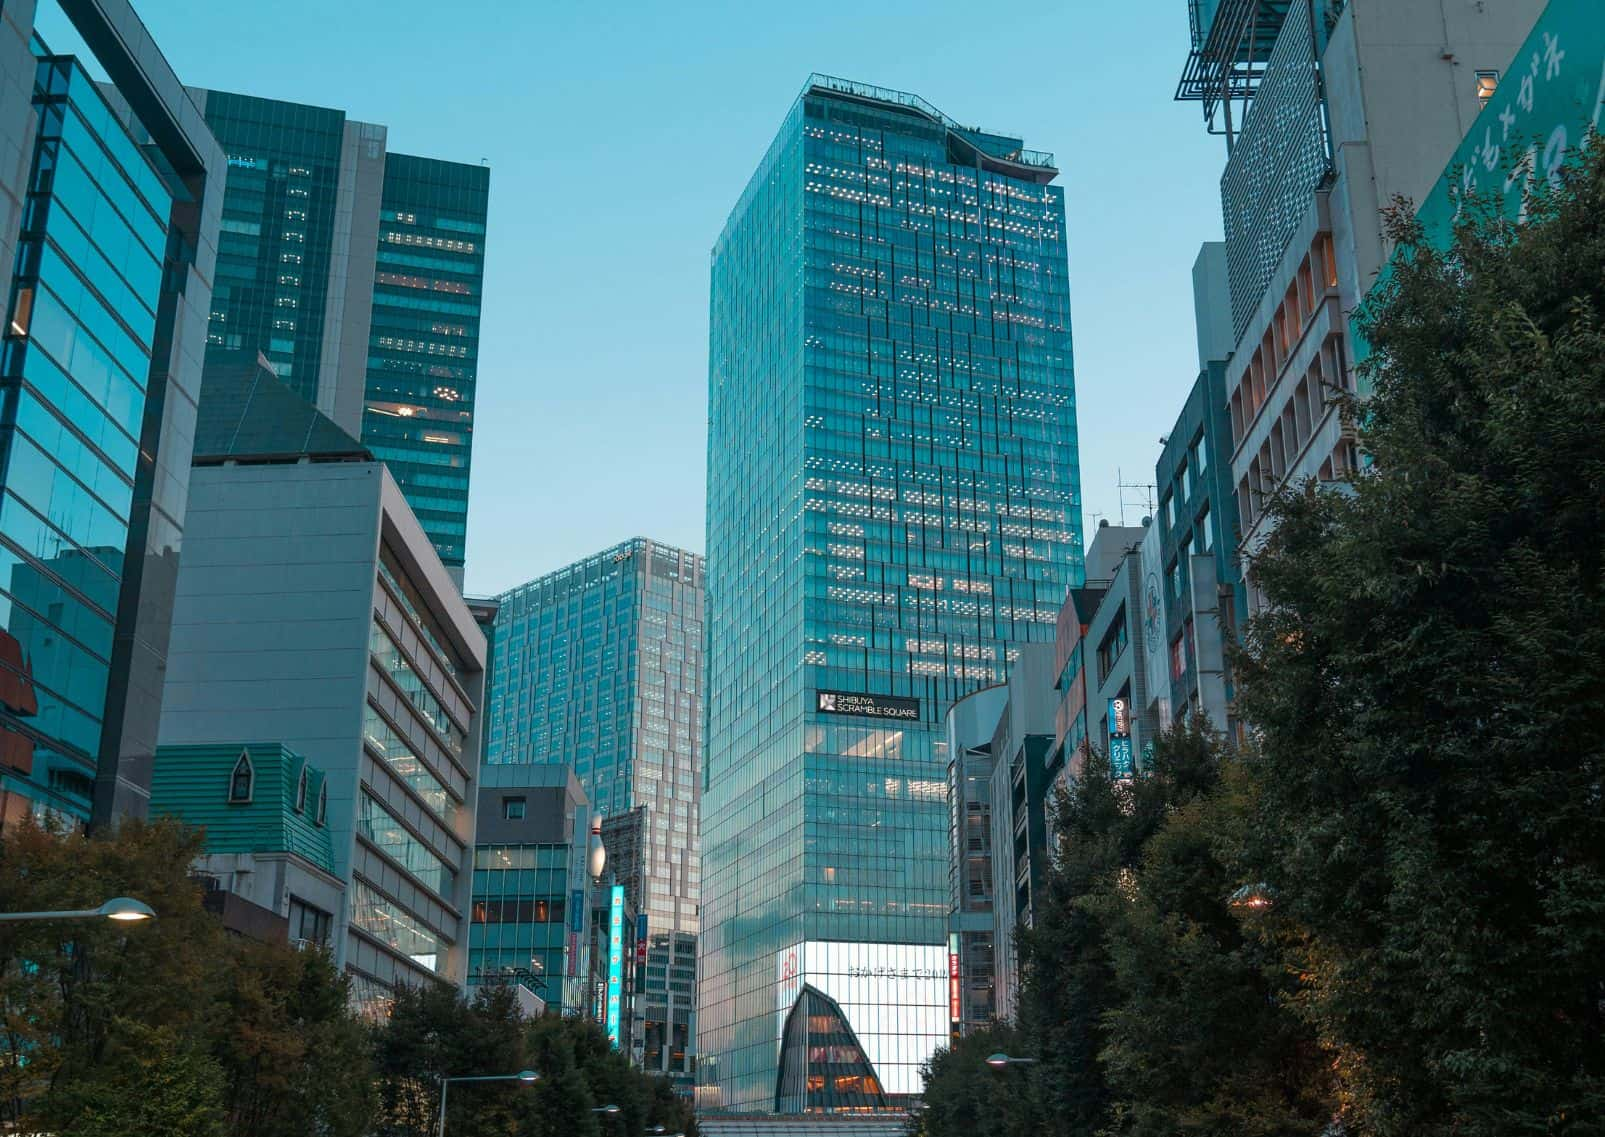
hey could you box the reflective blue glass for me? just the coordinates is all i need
[361,155,488,574]
[0,56,173,820]
[702,78,1083,1114]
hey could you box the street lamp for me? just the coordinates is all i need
[436,1069,538,1137]
[1228,882,1277,912]
[985,1052,1038,1069]
[0,896,155,924]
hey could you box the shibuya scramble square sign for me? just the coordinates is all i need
[815,690,921,721]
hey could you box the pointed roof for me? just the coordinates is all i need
[192,351,370,463]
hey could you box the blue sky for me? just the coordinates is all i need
[45,0,1227,596]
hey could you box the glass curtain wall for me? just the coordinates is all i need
[0,55,176,820]
[702,77,1082,1113]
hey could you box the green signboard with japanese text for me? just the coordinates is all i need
[1357,0,1605,376]
[1414,0,1605,246]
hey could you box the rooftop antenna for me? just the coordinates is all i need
[1115,469,1156,527]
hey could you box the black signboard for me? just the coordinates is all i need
[815,690,920,721]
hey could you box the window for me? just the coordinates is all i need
[1198,505,1213,553]
[503,796,527,821]
[295,766,309,813]
[1475,70,1499,104]
[1163,494,1175,530]
[316,783,328,826]
[1168,559,1185,602]
[1097,605,1129,683]
[288,897,332,946]
[1170,634,1186,682]
[229,750,254,804]
[1178,462,1191,504]
[1192,433,1208,475]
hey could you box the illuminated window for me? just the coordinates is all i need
[1475,70,1499,104]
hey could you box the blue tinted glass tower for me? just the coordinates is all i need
[484,538,703,1083]
[701,76,1083,1114]
[0,2,224,827]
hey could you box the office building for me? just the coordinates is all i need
[157,355,485,1011]
[484,538,703,1077]
[151,741,344,946]
[1177,0,1543,608]
[1150,244,1242,731]
[944,683,1005,1039]
[192,90,488,580]
[1049,579,1106,794]
[470,764,593,1017]
[0,0,224,827]
[1084,523,1154,780]
[982,646,1056,1023]
[702,75,1083,1114]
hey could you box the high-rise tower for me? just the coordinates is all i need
[484,538,703,1084]
[700,75,1083,1115]
[0,0,225,827]
[192,91,488,582]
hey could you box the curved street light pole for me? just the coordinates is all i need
[984,1051,1038,1070]
[0,897,155,923]
[437,1070,539,1137]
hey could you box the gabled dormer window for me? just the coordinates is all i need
[315,782,328,827]
[229,749,254,804]
[295,765,309,813]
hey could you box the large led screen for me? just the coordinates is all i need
[775,940,947,1096]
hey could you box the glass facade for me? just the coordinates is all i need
[199,91,345,405]
[702,76,1083,1113]
[361,154,488,575]
[0,54,175,821]
[486,538,703,936]
[197,91,488,579]
[469,842,578,1012]
[485,538,702,1076]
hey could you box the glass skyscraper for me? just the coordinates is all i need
[363,154,488,574]
[193,91,488,581]
[0,3,224,827]
[701,75,1083,1114]
[484,538,703,1080]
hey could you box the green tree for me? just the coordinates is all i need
[1011,752,1125,1136]
[1236,143,1605,1135]
[0,817,229,1134]
[910,1024,1038,1137]
[217,937,376,1137]
[1091,724,1332,1136]
[372,982,689,1137]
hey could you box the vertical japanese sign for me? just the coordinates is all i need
[948,932,961,1024]
[605,885,624,1048]
[568,888,584,977]
[1109,696,1135,781]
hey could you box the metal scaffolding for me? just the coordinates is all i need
[1175,0,1296,146]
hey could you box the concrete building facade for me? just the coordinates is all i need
[1180,0,1545,608]
[157,359,484,1011]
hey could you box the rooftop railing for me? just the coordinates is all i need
[805,73,1057,170]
